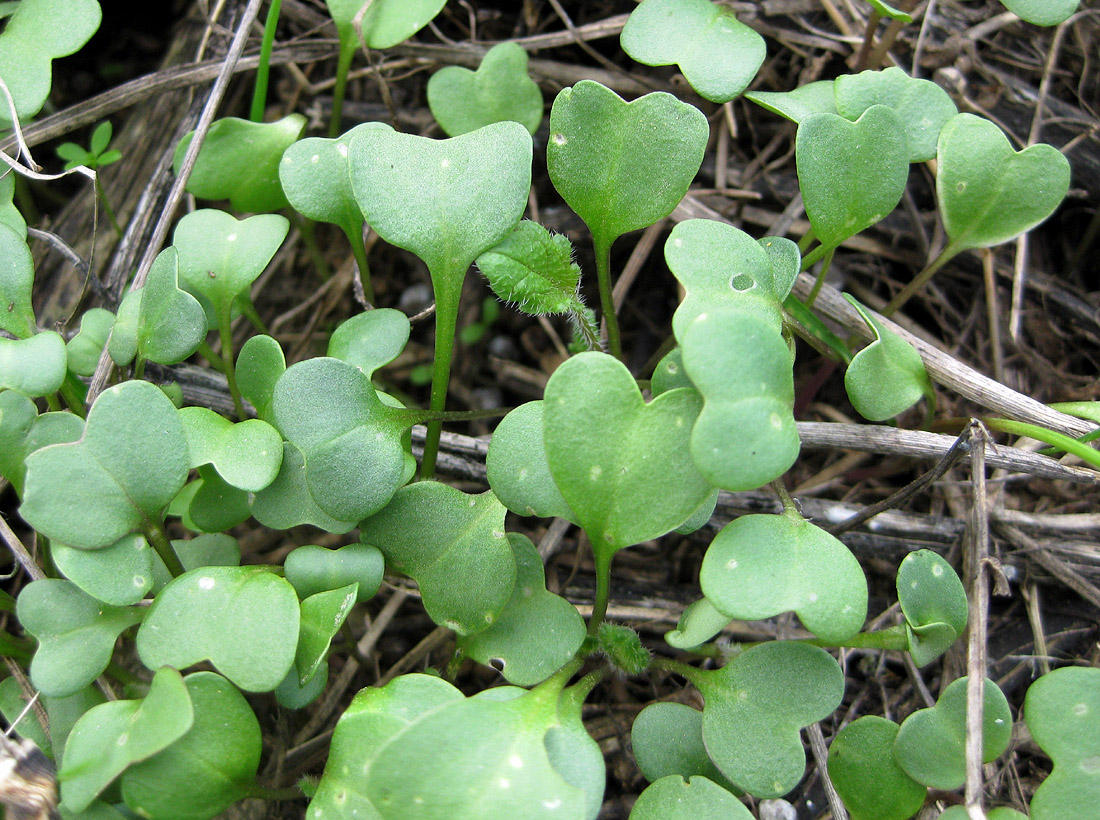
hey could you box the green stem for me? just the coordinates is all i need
[593,235,622,360]
[341,222,375,304]
[882,244,958,316]
[218,310,246,420]
[650,656,707,688]
[983,417,1100,470]
[399,405,510,426]
[799,243,828,272]
[797,229,817,254]
[133,356,146,381]
[587,550,613,636]
[197,340,225,370]
[243,782,304,802]
[770,479,799,515]
[58,372,88,416]
[250,0,282,122]
[238,298,270,336]
[44,392,61,412]
[144,520,184,578]
[804,247,835,309]
[95,177,123,238]
[329,31,358,138]
[420,277,461,479]
[802,624,911,652]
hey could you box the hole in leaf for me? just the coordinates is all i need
[489,657,506,671]
[730,273,754,291]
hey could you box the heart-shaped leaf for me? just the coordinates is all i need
[543,352,713,557]
[0,222,35,339]
[121,672,262,820]
[843,295,934,421]
[680,309,799,491]
[1023,666,1100,820]
[620,0,765,103]
[834,67,957,162]
[459,533,586,686]
[937,113,1071,253]
[896,549,967,667]
[695,641,845,797]
[0,392,83,496]
[486,400,576,521]
[45,685,106,770]
[665,597,730,650]
[17,579,144,697]
[428,42,543,137]
[665,219,782,341]
[999,0,1079,26]
[327,0,446,48]
[284,543,384,603]
[21,380,190,549]
[236,334,285,422]
[249,442,359,534]
[629,776,752,819]
[700,511,867,642]
[172,209,289,327]
[893,676,1012,790]
[359,481,516,636]
[796,105,909,251]
[0,0,101,127]
[547,80,708,251]
[52,534,154,606]
[58,667,193,814]
[167,534,241,577]
[327,308,411,378]
[132,247,207,366]
[745,81,837,123]
[175,115,306,213]
[179,406,283,492]
[296,584,358,685]
[272,357,412,522]
[826,716,926,820]
[280,122,392,236]
[476,220,586,317]
[0,331,67,396]
[66,307,114,377]
[632,702,733,788]
[136,566,300,692]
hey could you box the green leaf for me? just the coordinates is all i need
[620,0,765,103]
[0,0,101,127]
[66,308,115,377]
[172,209,289,328]
[745,81,837,123]
[476,220,585,316]
[0,400,83,496]
[90,121,112,156]
[843,295,933,421]
[834,67,957,162]
[937,113,1071,253]
[941,808,1028,820]
[632,702,732,788]
[651,347,693,396]
[326,0,446,48]
[121,672,262,820]
[136,248,207,366]
[543,352,713,556]
[136,566,300,692]
[359,481,516,636]
[680,308,799,491]
[106,287,140,366]
[545,684,606,819]
[280,122,392,236]
[826,716,926,820]
[1024,666,1100,820]
[184,465,251,533]
[700,512,867,642]
[45,685,106,769]
[428,42,543,136]
[276,659,328,710]
[271,357,411,522]
[249,442,359,534]
[796,106,909,251]
[459,533,586,686]
[487,400,576,521]
[0,331,67,396]
[21,380,189,550]
[999,0,1079,26]
[759,235,801,300]
[665,597,730,650]
[178,406,282,492]
[58,667,193,814]
[236,334,285,421]
[0,218,36,339]
[892,676,1012,790]
[547,80,708,251]
[695,641,845,797]
[297,584,358,685]
[896,549,967,667]
[174,115,306,213]
[327,308,411,378]
[861,0,912,22]
[169,533,241,572]
[629,776,752,819]
[0,677,51,757]
[284,543,384,603]
[52,533,154,606]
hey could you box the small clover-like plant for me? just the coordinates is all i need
[56,121,124,234]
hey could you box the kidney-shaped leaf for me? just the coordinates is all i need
[359,481,516,636]
[632,702,732,788]
[0,331,67,396]
[487,400,576,522]
[826,716,926,820]
[327,308,411,378]
[331,0,446,48]
[58,667,193,814]
[284,543,384,603]
[428,42,543,137]
[178,406,283,492]
[700,512,867,643]
[249,442,359,534]
[21,380,190,549]
[620,0,765,103]
[999,0,1079,26]
[696,641,845,798]
[629,776,752,820]
[136,566,300,692]
[52,534,154,607]
[66,307,115,377]
[236,334,285,422]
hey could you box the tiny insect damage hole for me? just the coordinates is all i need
[731,273,754,291]
[489,658,506,671]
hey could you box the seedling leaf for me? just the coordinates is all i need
[327,308,411,378]
[428,42,543,136]
[897,549,967,667]
[620,0,765,103]
[632,702,732,788]
[136,566,300,692]
[665,597,730,650]
[297,584,358,685]
[745,81,836,123]
[284,543,384,603]
[175,115,306,213]
[487,400,576,521]
[236,334,285,422]
[136,248,207,366]
[185,465,251,533]
[21,380,190,550]
[326,0,446,48]
[66,308,115,377]
[0,223,37,339]
[0,395,83,496]
[52,533,154,606]
[249,442,359,534]
[358,481,516,636]
[629,776,752,819]
[476,220,585,316]
[179,406,283,492]
[893,676,1012,789]
[0,331,67,396]
[826,716,926,820]
[0,172,26,237]
[545,684,606,819]
[937,113,1071,253]
[759,235,801,300]
[999,0,1080,26]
